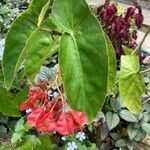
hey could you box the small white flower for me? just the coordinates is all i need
[76,132,86,141]
[53,91,59,98]
[26,108,32,114]
[67,141,77,150]
[61,136,66,141]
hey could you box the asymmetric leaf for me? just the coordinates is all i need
[52,0,108,121]
[3,0,49,89]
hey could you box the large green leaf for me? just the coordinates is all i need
[2,0,49,90]
[119,55,145,114]
[24,29,60,80]
[52,0,108,121]
[0,87,21,117]
[105,34,116,92]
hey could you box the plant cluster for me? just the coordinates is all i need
[0,0,150,149]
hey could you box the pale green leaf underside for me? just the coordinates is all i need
[119,55,145,114]
[52,0,108,121]
[3,0,49,89]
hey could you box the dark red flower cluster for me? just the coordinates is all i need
[97,0,143,58]
[20,81,88,135]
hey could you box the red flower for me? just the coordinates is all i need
[27,107,44,126]
[20,90,48,111]
[36,111,56,133]
[56,109,88,135]
[21,81,88,136]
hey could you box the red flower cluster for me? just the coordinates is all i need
[97,0,143,58]
[20,81,88,135]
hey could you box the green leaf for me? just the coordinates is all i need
[123,46,133,55]
[119,55,145,114]
[35,135,52,150]
[119,109,138,122]
[52,0,108,121]
[127,124,139,140]
[0,146,11,150]
[106,111,120,131]
[15,88,28,106]
[40,17,58,31]
[110,98,121,112]
[11,131,25,144]
[141,123,150,134]
[105,34,116,92]
[22,141,33,150]
[115,139,126,147]
[0,87,21,117]
[14,118,25,132]
[3,0,49,90]
[35,66,57,83]
[28,135,41,145]
[24,29,59,80]
[11,118,25,143]
[38,0,51,27]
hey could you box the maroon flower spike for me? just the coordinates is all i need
[97,0,144,60]
[135,13,143,28]
[125,7,136,21]
[99,4,117,23]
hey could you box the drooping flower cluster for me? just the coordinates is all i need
[20,81,88,136]
[97,0,143,58]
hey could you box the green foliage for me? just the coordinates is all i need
[119,55,145,114]
[24,29,59,80]
[11,118,25,143]
[52,0,108,121]
[0,87,20,117]
[9,118,52,149]
[38,0,51,27]
[105,34,117,92]
[35,135,52,150]
[3,0,49,89]
[1,0,149,149]
[119,109,138,122]
[106,111,120,131]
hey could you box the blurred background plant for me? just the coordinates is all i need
[0,0,31,38]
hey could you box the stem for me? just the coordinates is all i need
[132,26,150,55]
[140,68,150,74]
